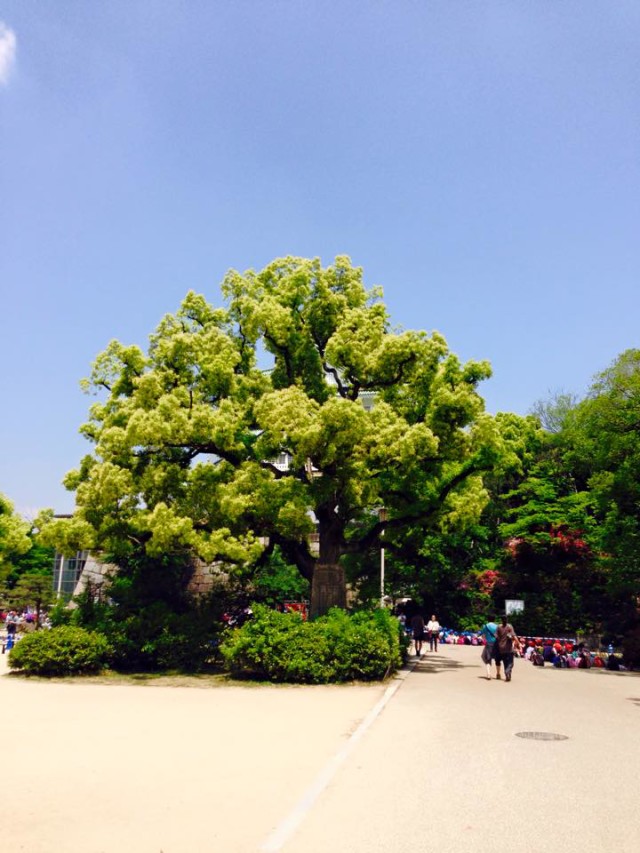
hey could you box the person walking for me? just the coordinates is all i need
[495,615,518,682]
[5,610,19,638]
[426,614,440,652]
[410,612,425,658]
[478,618,499,680]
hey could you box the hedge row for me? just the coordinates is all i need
[7,606,406,682]
[220,605,405,683]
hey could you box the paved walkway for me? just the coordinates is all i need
[2,644,639,852]
[280,646,640,853]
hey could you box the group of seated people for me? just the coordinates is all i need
[407,622,626,671]
[520,638,626,670]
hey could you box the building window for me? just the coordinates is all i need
[53,551,88,598]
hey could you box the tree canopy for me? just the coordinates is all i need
[0,492,31,584]
[41,256,518,616]
[563,349,640,606]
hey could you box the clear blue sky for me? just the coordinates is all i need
[1,1,639,516]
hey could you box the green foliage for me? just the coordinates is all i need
[250,546,310,606]
[40,256,515,616]
[220,604,404,683]
[68,552,227,672]
[99,610,215,671]
[563,349,640,610]
[48,599,74,626]
[0,498,54,617]
[8,626,109,676]
[3,540,54,587]
[0,493,31,583]
[530,390,579,434]
[4,573,54,624]
[33,272,640,637]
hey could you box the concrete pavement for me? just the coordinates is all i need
[280,645,640,853]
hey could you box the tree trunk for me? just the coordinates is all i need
[310,562,347,618]
[309,506,347,617]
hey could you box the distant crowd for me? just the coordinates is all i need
[1,609,48,627]
[397,611,627,672]
[521,638,626,671]
[1,610,51,650]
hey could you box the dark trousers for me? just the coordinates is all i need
[429,632,438,651]
[501,652,514,678]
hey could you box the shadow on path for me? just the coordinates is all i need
[410,654,470,675]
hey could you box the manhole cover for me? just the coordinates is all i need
[515,731,568,741]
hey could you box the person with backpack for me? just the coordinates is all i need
[478,618,499,680]
[495,615,518,682]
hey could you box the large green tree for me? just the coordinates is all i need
[563,349,640,615]
[42,257,515,616]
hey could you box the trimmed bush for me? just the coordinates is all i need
[220,605,404,683]
[8,626,110,676]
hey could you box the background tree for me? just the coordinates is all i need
[0,495,53,621]
[463,403,611,636]
[529,390,579,434]
[7,574,54,627]
[485,363,640,638]
[497,455,607,635]
[41,256,515,616]
[563,349,640,633]
[0,492,31,585]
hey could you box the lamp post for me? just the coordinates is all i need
[378,507,387,608]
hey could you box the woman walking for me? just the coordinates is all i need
[426,614,440,651]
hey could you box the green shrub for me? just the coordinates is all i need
[66,554,230,672]
[220,605,404,683]
[48,599,74,627]
[8,626,110,676]
[102,604,221,672]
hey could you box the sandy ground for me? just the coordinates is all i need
[0,650,384,853]
[2,644,639,852]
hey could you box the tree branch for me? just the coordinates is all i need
[357,353,417,392]
[322,361,349,397]
[263,332,294,384]
[347,460,493,553]
[270,532,316,581]
[259,460,287,479]
[164,442,245,467]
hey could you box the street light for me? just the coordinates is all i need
[378,507,387,608]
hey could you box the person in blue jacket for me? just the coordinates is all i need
[478,618,500,680]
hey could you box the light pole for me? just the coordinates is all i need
[378,507,387,608]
